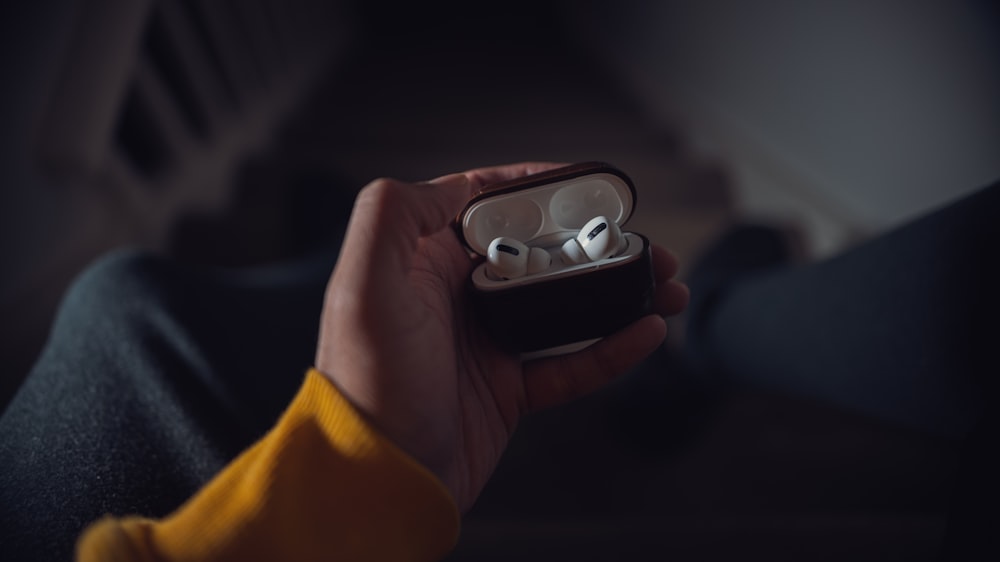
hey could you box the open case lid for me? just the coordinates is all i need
[456,162,637,256]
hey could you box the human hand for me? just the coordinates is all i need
[315,163,689,511]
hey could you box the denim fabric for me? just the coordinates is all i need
[0,250,335,561]
[686,181,999,439]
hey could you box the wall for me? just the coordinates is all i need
[568,0,1000,253]
[0,0,347,405]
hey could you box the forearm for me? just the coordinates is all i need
[77,369,460,562]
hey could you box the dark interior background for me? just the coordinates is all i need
[3,1,998,559]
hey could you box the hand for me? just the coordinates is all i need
[315,163,689,511]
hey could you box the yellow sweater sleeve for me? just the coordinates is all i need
[75,369,460,562]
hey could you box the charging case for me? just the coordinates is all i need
[456,162,655,354]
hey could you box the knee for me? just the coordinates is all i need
[52,249,176,343]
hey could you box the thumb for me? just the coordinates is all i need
[336,173,471,293]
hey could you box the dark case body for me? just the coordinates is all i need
[471,235,655,351]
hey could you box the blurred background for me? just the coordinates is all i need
[2,0,998,558]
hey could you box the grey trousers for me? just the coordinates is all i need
[1,181,997,561]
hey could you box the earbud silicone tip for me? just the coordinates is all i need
[527,247,552,274]
[561,238,587,264]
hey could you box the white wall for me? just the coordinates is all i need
[569,0,1000,251]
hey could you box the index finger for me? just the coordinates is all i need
[333,174,471,298]
[651,244,680,283]
[462,162,569,190]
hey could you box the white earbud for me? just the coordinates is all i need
[487,237,552,280]
[561,216,627,264]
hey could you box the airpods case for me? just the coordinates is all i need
[456,162,655,354]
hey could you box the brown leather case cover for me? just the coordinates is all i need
[471,235,654,351]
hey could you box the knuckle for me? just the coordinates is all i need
[359,177,402,204]
[592,346,621,383]
[356,177,407,221]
